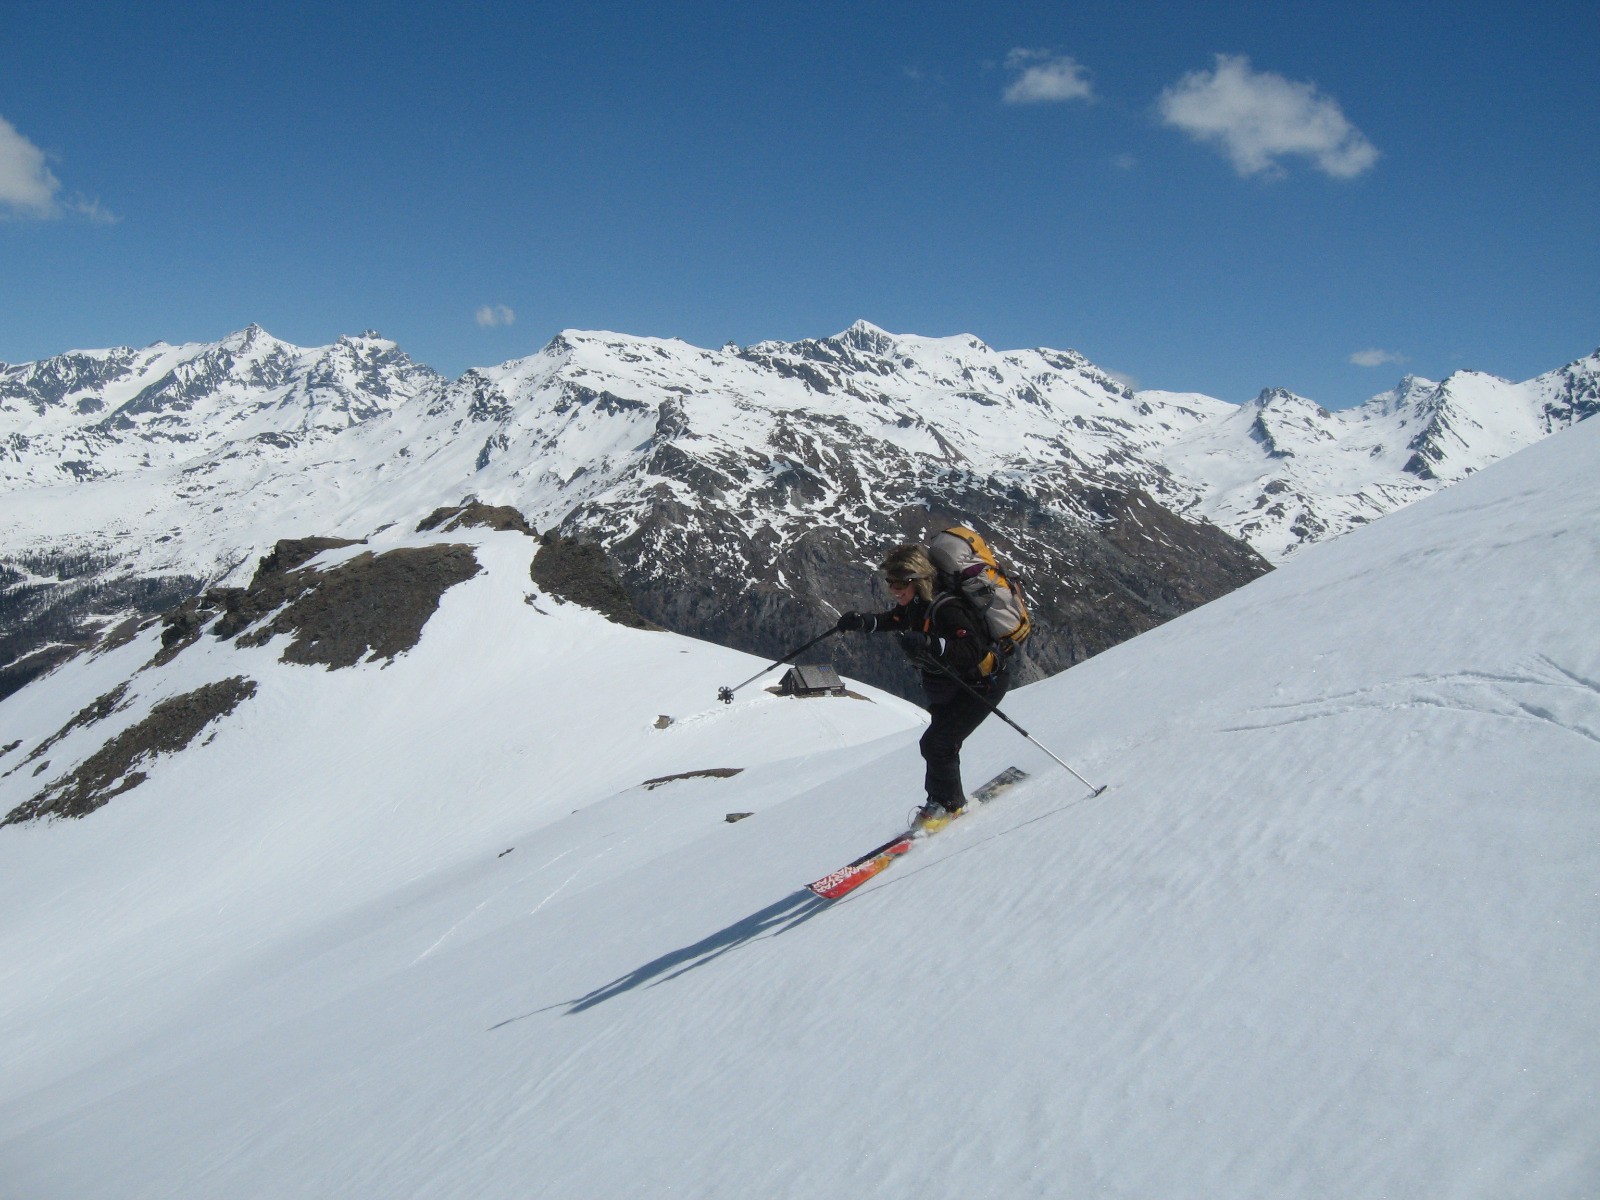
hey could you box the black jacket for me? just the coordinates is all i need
[861,593,999,702]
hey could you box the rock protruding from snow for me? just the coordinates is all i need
[531,532,662,630]
[416,502,538,537]
[2,676,257,825]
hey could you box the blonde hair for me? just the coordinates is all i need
[881,544,936,603]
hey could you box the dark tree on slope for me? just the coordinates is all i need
[0,553,203,703]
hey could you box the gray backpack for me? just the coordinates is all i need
[926,526,1033,657]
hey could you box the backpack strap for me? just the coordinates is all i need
[923,592,967,633]
[924,593,1000,678]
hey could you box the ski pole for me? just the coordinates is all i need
[717,628,840,704]
[919,652,1105,796]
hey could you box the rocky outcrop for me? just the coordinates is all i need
[229,544,482,669]
[3,676,257,825]
[531,533,662,630]
[416,502,538,537]
[152,537,481,670]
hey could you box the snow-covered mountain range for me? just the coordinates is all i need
[0,325,441,487]
[2,322,1593,699]
[1153,358,1597,556]
[1,378,1594,1198]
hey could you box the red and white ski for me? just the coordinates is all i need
[806,834,914,899]
[805,766,1029,900]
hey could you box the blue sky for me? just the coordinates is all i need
[3,1,1596,408]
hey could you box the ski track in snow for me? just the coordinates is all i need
[1223,656,1600,745]
[524,837,632,919]
[414,843,595,964]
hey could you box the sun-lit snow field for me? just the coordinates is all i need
[1,418,1597,1198]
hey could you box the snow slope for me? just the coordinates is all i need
[0,392,1597,1196]
[0,526,925,1099]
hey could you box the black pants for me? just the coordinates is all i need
[920,674,1009,809]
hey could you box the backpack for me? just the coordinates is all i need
[926,526,1033,659]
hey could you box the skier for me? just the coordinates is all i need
[836,544,1009,827]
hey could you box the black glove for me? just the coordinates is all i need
[836,611,869,632]
[900,631,944,659]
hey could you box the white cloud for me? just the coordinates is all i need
[0,115,62,218]
[475,304,516,328]
[1350,348,1406,368]
[0,115,119,223]
[1158,54,1379,179]
[1002,49,1094,105]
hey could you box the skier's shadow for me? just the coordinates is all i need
[565,889,826,1013]
[490,889,828,1028]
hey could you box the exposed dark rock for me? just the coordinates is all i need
[3,676,257,825]
[232,545,482,668]
[95,614,147,655]
[7,682,132,775]
[531,533,662,630]
[134,539,482,674]
[416,502,537,537]
[641,767,744,789]
[253,537,366,579]
[154,599,216,665]
[150,583,254,667]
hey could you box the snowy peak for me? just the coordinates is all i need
[453,320,1191,500]
[1367,365,1572,484]
[0,321,1274,705]
[0,343,150,417]
[810,318,994,362]
[1527,346,1600,431]
[1362,373,1441,418]
[1243,388,1337,459]
[830,318,902,356]
[115,328,301,420]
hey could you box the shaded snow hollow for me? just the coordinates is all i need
[0,419,1597,1197]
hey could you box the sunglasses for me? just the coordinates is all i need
[885,576,916,588]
